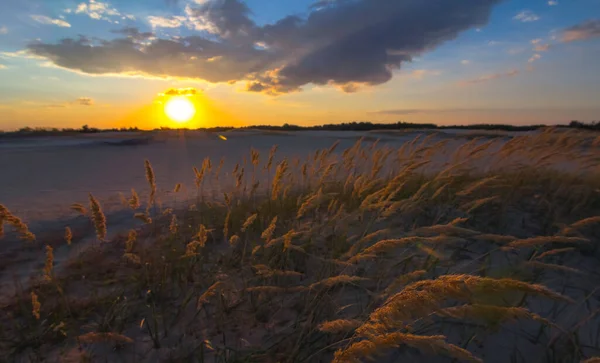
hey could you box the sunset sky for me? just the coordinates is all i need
[0,0,599,130]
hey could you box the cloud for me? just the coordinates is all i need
[0,64,6,69]
[548,0,558,5]
[147,15,186,28]
[514,10,540,23]
[0,26,7,35]
[41,97,94,108]
[31,15,71,28]
[72,0,133,23]
[27,0,502,94]
[561,19,600,42]
[459,69,520,85]
[461,60,471,65]
[528,54,541,63]
[75,97,94,106]
[534,44,550,52]
[160,88,199,96]
[410,69,442,79]
[369,109,425,115]
[111,27,154,41]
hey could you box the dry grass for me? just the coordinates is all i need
[1,129,599,362]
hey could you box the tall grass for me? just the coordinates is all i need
[1,128,599,362]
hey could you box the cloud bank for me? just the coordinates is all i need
[28,0,502,94]
[561,19,600,42]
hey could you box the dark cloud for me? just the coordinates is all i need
[111,26,154,41]
[27,0,502,94]
[160,87,199,96]
[561,19,600,42]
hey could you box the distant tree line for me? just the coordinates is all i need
[568,120,600,131]
[2,120,599,136]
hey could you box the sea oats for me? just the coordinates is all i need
[88,194,107,240]
[272,159,288,200]
[196,224,208,247]
[250,148,260,166]
[297,188,323,219]
[70,203,87,215]
[173,183,182,193]
[31,291,41,320]
[43,245,54,282]
[309,275,368,290]
[437,304,552,326]
[535,247,575,259]
[167,214,177,234]
[570,216,600,229]
[383,270,427,296]
[125,230,136,253]
[229,235,240,246]
[254,264,303,278]
[334,333,482,363]
[197,281,223,309]
[123,253,141,265]
[349,237,421,263]
[265,144,278,171]
[241,213,258,232]
[65,227,72,245]
[506,236,588,249]
[134,213,152,224]
[129,189,140,210]
[144,160,156,206]
[261,216,277,243]
[1,206,35,241]
[185,240,204,257]
[194,166,204,188]
[319,319,362,334]
[222,210,230,241]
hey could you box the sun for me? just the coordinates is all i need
[164,97,196,123]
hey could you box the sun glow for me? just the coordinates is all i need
[164,97,196,123]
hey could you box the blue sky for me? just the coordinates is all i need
[0,0,599,129]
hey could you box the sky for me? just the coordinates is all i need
[0,0,599,130]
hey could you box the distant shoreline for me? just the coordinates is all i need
[1,120,598,138]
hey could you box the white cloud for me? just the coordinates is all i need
[460,60,471,65]
[148,15,185,28]
[31,15,71,28]
[0,64,6,69]
[531,38,542,44]
[73,0,133,23]
[514,10,540,22]
[0,26,7,35]
[528,54,541,63]
[534,44,550,52]
[548,0,558,5]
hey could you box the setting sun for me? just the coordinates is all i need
[164,97,196,123]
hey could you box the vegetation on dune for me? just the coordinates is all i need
[1,120,600,136]
[0,128,600,362]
